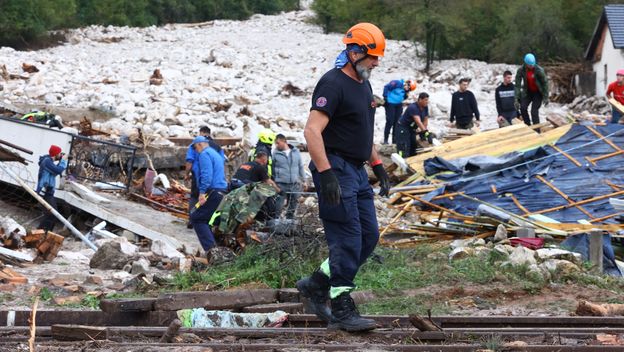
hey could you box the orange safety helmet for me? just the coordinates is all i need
[406,80,417,91]
[342,23,386,57]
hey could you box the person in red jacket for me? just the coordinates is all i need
[606,69,624,124]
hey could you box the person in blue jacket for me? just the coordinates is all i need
[382,79,416,144]
[189,136,228,251]
[36,145,68,232]
[185,126,224,226]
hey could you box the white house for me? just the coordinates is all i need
[586,4,624,96]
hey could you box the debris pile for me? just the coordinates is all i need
[381,119,624,276]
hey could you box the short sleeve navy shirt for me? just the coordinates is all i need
[310,68,376,163]
[399,102,429,127]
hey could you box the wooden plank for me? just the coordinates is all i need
[586,125,622,152]
[551,144,582,167]
[154,289,279,311]
[99,298,156,313]
[406,125,573,175]
[535,175,595,219]
[59,192,181,249]
[51,324,109,341]
[0,310,176,327]
[529,189,624,218]
[609,97,624,114]
[0,246,34,262]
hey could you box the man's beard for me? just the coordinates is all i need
[355,63,372,81]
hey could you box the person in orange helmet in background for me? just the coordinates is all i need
[382,79,416,144]
[296,22,390,332]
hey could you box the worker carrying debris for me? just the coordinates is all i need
[189,136,227,252]
[273,133,306,219]
[20,111,63,129]
[36,145,68,232]
[395,92,431,157]
[231,151,281,221]
[495,70,519,127]
[450,78,480,129]
[297,22,390,332]
[248,128,276,177]
[382,79,416,144]
[515,53,549,126]
[185,126,224,222]
[606,69,624,124]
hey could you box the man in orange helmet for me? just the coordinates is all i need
[382,79,416,144]
[296,22,390,332]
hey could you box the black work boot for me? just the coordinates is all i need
[296,271,332,322]
[328,292,377,332]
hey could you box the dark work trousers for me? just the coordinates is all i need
[455,117,474,130]
[521,91,543,126]
[190,189,224,251]
[395,124,417,157]
[383,103,403,144]
[611,108,622,124]
[311,154,380,289]
[38,191,58,232]
[256,196,277,222]
[501,110,517,124]
[275,182,300,219]
[189,171,199,216]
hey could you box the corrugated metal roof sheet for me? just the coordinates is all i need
[605,4,624,48]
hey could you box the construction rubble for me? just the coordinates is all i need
[380,117,624,279]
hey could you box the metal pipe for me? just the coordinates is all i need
[0,139,33,155]
[0,161,98,251]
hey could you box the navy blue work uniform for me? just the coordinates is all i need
[190,145,227,251]
[310,68,380,290]
[396,102,428,157]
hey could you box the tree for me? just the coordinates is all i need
[491,0,579,63]
[0,0,77,46]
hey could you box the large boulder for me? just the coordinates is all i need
[507,246,537,266]
[449,247,475,261]
[535,248,582,265]
[540,259,581,277]
[89,241,137,270]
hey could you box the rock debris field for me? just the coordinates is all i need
[0,9,572,145]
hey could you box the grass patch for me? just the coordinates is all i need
[170,241,325,290]
[167,239,624,314]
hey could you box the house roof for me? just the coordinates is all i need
[585,4,624,60]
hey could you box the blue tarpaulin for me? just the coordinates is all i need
[419,124,624,223]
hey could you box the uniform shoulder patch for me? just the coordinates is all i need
[315,97,327,107]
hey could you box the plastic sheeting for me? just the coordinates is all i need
[561,233,622,276]
[419,124,624,223]
[177,308,289,328]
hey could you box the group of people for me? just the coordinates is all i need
[34,20,624,336]
[383,52,551,158]
[184,126,306,251]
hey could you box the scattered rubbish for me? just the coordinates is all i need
[177,309,289,328]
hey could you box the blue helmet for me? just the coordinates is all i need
[524,53,536,66]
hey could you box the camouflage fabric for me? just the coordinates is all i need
[216,182,277,233]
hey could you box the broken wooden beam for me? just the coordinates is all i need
[99,298,157,313]
[535,175,595,219]
[153,289,279,311]
[51,324,109,341]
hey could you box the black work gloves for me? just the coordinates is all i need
[420,130,433,144]
[372,164,390,197]
[319,169,341,206]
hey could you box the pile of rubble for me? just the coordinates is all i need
[448,237,586,283]
[566,95,611,121]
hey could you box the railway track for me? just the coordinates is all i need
[0,312,622,350]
